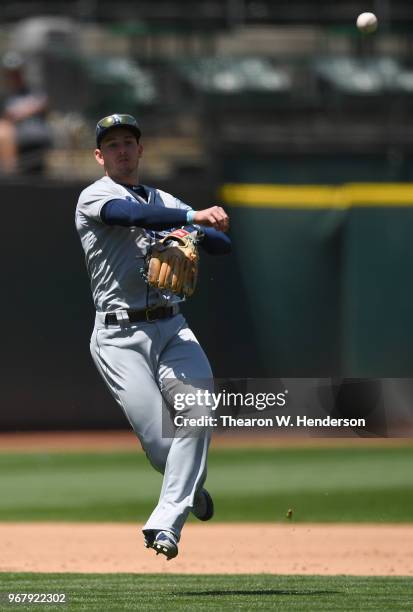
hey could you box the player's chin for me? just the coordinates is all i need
[115,161,135,174]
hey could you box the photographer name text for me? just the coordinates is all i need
[174,415,366,428]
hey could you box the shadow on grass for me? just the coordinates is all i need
[180,590,337,597]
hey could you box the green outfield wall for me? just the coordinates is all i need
[219,183,413,377]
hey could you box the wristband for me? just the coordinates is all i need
[186,210,196,224]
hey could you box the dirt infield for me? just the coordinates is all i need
[0,523,412,576]
[0,433,411,576]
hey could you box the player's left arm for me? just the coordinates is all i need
[186,225,231,255]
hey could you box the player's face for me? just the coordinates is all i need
[95,127,143,182]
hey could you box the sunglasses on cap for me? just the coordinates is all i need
[96,114,141,146]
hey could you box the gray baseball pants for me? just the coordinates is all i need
[90,311,213,540]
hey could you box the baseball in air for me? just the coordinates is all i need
[356,12,378,33]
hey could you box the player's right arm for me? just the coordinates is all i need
[192,206,228,233]
[101,198,187,230]
[101,199,229,233]
[101,199,231,255]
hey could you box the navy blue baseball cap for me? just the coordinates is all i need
[96,114,141,147]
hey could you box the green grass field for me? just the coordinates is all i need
[1,445,412,610]
[0,445,412,522]
[0,574,413,611]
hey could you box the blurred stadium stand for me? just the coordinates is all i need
[0,2,412,181]
[1,1,413,26]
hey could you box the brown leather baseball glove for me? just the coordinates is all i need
[146,229,199,297]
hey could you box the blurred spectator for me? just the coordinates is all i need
[0,51,51,174]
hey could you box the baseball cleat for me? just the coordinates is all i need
[153,531,178,560]
[192,488,214,521]
[142,529,156,549]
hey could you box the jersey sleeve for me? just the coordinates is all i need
[156,188,193,213]
[77,181,124,223]
[174,196,192,212]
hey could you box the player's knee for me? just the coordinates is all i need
[143,438,171,473]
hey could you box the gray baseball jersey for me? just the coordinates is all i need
[76,175,191,311]
[76,175,213,544]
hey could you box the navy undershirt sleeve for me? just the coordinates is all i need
[198,227,232,255]
[101,198,187,230]
[101,198,231,255]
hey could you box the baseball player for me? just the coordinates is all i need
[75,114,231,560]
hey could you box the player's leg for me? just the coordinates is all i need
[142,316,213,540]
[90,323,173,473]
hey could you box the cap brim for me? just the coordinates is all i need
[96,124,141,147]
